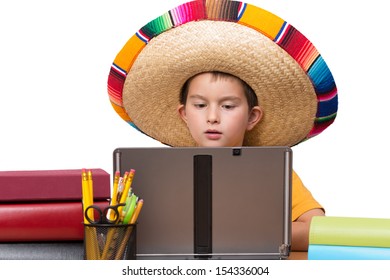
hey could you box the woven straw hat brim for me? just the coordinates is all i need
[123,20,316,147]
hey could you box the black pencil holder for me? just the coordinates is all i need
[83,223,137,260]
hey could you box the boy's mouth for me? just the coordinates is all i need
[205,130,222,140]
[205,129,222,134]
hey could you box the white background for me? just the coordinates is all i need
[1,0,389,220]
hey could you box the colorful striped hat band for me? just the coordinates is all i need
[108,0,337,147]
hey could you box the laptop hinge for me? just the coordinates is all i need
[193,155,212,258]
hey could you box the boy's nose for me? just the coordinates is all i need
[207,107,220,124]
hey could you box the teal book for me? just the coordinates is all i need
[308,244,390,260]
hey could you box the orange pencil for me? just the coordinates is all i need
[130,199,143,224]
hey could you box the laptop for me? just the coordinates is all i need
[113,146,292,259]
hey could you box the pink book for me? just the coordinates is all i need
[0,169,110,202]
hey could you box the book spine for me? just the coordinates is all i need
[0,201,108,242]
[0,168,110,202]
[308,244,390,260]
[309,216,390,248]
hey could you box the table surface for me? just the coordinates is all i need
[288,251,308,260]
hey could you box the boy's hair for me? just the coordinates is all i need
[179,71,259,109]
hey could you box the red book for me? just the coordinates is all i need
[0,200,109,242]
[0,169,110,202]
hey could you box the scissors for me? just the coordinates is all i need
[84,203,126,225]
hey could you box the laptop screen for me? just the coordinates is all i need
[113,146,292,259]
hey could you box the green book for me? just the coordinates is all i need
[309,216,390,248]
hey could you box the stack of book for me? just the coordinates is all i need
[0,169,110,260]
[308,216,390,260]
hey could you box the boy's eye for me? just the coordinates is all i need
[222,104,236,110]
[193,103,206,108]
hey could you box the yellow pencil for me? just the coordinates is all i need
[109,170,121,220]
[115,199,144,260]
[87,169,94,220]
[81,169,90,224]
[118,169,135,218]
[85,225,100,260]
[82,169,99,259]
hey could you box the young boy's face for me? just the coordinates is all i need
[177,72,262,147]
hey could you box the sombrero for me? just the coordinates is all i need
[107,0,338,147]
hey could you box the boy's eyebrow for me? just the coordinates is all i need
[188,94,243,102]
[219,96,242,102]
[187,94,206,100]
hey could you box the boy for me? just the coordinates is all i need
[177,71,324,251]
[108,0,337,252]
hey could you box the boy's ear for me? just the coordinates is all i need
[247,106,263,131]
[177,104,188,124]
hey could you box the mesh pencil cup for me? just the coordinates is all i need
[84,223,137,260]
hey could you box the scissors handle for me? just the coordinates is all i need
[84,205,103,224]
[104,203,126,224]
[85,204,126,225]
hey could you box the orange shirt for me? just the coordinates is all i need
[292,170,324,221]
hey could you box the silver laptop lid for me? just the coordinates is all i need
[113,146,292,259]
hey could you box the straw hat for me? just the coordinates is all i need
[108,0,338,147]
